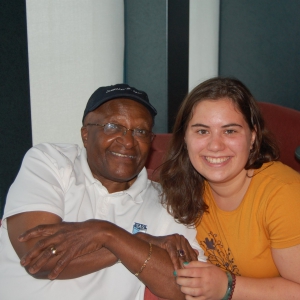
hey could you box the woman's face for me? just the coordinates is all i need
[184,98,256,186]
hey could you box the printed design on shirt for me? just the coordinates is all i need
[132,222,147,234]
[199,231,240,275]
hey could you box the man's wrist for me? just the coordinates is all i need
[135,232,150,241]
[98,220,114,246]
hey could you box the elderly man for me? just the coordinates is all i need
[0,84,205,300]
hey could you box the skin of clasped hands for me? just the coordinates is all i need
[174,261,229,300]
[18,220,200,280]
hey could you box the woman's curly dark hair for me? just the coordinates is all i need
[159,77,279,227]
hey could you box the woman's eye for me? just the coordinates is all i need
[225,129,236,134]
[197,129,208,135]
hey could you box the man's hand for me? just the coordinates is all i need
[18,220,112,279]
[136,233,198,270]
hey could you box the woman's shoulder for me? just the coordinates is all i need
[254,161,300,184]
[245,162,300,229]
[248,161,300,207]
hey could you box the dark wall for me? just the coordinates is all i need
[124,0,190,133]
[167,0,189,132]
[0,1,32,217]
[124,0,168,133]
[219,0,300,111]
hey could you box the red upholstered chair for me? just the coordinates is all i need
[145,133,172,181]
[144,288,161,300]
[258,102,300,172]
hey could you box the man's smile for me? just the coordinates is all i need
[111,151,136,159]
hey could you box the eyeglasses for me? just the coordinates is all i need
[86,123,154,143]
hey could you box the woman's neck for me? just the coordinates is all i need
[209,169,254,211]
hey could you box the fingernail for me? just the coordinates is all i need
[173,270,177,277]
[183,261,189,265]
[20,258,25,265]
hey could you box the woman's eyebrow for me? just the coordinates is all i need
[222,123,243,128]
[191,123,209,128]
[191,123,242,128]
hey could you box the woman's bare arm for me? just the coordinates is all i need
[175,244,300,299]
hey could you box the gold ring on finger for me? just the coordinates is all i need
[50,246,57,256]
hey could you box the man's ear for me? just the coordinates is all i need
[81,126,88,148]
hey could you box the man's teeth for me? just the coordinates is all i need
[205,156,229,164]
[112,152,135,159]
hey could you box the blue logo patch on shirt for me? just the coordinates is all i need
[132,222,147,234]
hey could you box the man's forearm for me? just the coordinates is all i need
[18,219,186,299]
[28,247,117,279]
[103,224,185,300]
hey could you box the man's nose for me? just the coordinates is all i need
[118,129,137,147]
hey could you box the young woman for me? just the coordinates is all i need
[160,77,300,299]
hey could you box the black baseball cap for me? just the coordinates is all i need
[82,83,157,123]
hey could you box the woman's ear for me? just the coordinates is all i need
[81,126,88,148]
[250,126,257,149]
[183,136,188,149]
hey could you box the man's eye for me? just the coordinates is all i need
[107,123,119,130]
[135,129,147,136]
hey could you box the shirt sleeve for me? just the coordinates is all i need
[3,144,74,223]
[266,181,300,249]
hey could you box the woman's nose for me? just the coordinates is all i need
[207,134,225,151]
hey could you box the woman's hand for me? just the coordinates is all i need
[175,261,228,300]
[136,233,198,270]
[18,219,113,279]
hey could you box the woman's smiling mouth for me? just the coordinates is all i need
[205,156,230,164]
